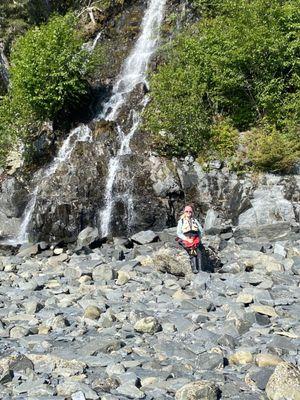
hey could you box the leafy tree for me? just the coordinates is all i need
[9,13,88,121]
[145,0,300,172]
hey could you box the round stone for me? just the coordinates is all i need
[134,317,161,334]
[10,326,29,339]
[255,354,283,367]
[229,351,253,365]
[84,306,101,320]
[175,380,220,400]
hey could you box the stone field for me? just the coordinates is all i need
[0,222,299,399]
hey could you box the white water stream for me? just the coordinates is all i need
[3,0,166,244]
[7,126,92,245]
[0,45,9,87]
[99,0,166,237]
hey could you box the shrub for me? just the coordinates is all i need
[209,117,239,160]
[244,125,300,173]
[0,12,91,167]
[0,95,35,166]
[10,13,88,121]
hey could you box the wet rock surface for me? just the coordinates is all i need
[0,224,299,399]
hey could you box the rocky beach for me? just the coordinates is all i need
[0,220,299,399]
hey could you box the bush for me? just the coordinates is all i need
[0,12,91,167]
[10,13,88,120]
[0,95,36,165]
[244,125,300,173]
[209,117,239,160]
[145,0,300,171]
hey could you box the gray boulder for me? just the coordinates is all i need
[152,246,191,276]
[266,362,300,400]
[131,230,158,245]
[77,226,99,247]
[175,380,220,400]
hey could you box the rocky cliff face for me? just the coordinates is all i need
[1,139,299,242]
[0,0,299,244]
[148,157,300,227]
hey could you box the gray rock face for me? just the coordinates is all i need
[2,143,299,243]
[204,209,219,231]
[238,176,298,226]
[0,45,9,89]
[0,210,20,239]
[0,177,27,218]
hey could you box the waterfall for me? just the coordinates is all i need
[99,0,166,237]
[0,44,9,88]
[3,0,166,245]
[6,126,92,245]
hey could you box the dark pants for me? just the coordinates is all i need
[179,240,203,272]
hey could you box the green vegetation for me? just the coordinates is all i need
[146,0,300,172]
[244,124,299,173]
[0,13,90,166]
[10,13,88,120]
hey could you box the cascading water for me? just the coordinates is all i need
[0,44,9,88]
[8,125,92,245]
[3,0,166,244]
[99,0,167,237]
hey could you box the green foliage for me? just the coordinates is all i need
[146,0,300,172]
[0,95,35,166]
[192,0,224,17]
[10,13,88,120]
[244,124,300,173]
[209,117,239,160]
[85,41,109,81]
[146,51,212,156]
[0,12,93,167]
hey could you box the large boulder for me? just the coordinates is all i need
[77,226,99,248]
[131,230,158,245]
[152,246,192,276]
[234,222,295,242]
[175,380,220,400]
[266,362,300,400]
[134,317,161,334]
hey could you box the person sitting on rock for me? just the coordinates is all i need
[176,205,204,274]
